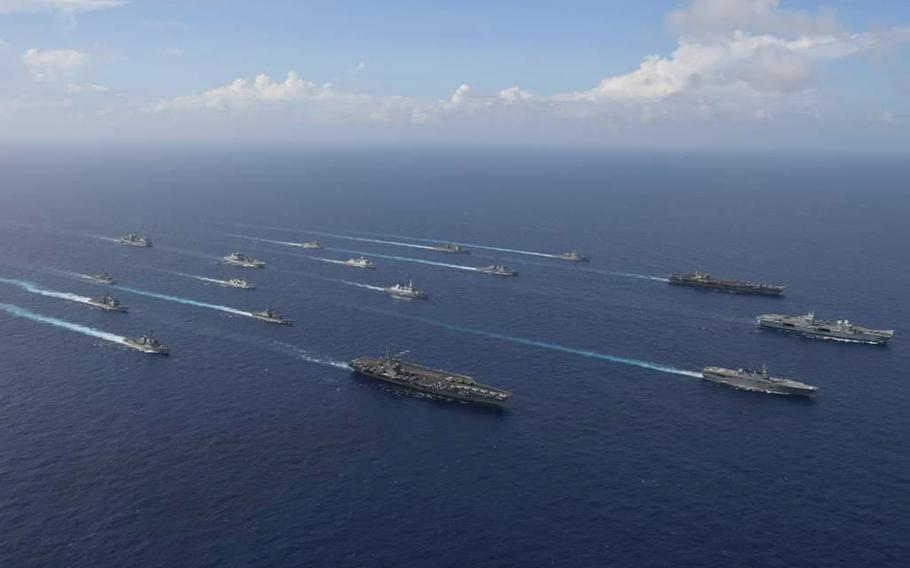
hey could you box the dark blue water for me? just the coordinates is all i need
[1,149,908,567]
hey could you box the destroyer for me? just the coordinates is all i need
[124,333,169,355]
[119,233,152,247]
[343,256,376,269]
[669,269,784,296]
[224,277,254,289]
[430,242,466,254]
[702,365,817,396]
[288,240,321,249]
[90,271,116,285]
[251,308,292,325]
[87,294,127,312]
[758,312,893,344]
[477,265,518,277]
[223,252,265,268]
[350,350,511,406]
[385,280,427,300]
[559,250,589,262]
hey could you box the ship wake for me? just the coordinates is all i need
[176,273,234,286]
[114,285,254,317]
[0,301,129,346]
[339,280,386,292]
[328,247,479,272]
[0,277,96,306]
[275,342,351,370]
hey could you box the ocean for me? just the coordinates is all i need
[1,148,908,567]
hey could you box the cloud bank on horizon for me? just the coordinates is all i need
[2,0,909,148]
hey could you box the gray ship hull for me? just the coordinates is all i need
[702,367,817,396]
[757,315,892,344]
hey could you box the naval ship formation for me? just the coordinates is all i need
[669,269,785,296]
[350,350,512,406]
[758,312,893,344]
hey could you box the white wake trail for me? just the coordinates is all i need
[0,301,128,346]
[0,277,95,306]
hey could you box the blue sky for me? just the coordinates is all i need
[2,0,910,149]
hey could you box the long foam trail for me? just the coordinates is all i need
[0,277,95,306]
[327,247,479,272]
[600,270,670,283]
[0,301,128,346]
[303,229,447,252]
[370,309,701,378]
[175,273,233,286]
[114,285,253,317]
[339,279,386,292]
[309,257,350,266]
[274,342,352,370]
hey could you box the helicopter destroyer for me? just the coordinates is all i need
[559,250,589,262]
[701,365,817,396]
[477,265,518,277]
[90,272,116,285]
[123,333,169,354]
[385,281,427,300]
[119,233,152,247]
[251,309,292,325]
[223,252,265,268]
[757,312,893,344]
[344,256,376,269]
[223,277,254,289]
[669,269,784,296]
[350,350,511,406]
[87,294,127,312]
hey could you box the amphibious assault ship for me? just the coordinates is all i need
[124,333,169,354]
[119,233,152,247]
[385,281,427,300]
[87,294,127,312]
[430,242,466,254]
[757,312,893,344]
[224,277,254,289]
[701,365,817,396]
[344,256,376,269]
[559,250,589,262]
[251,309,292,325]
[350,350,512,406]
[223,252,266,268]
[477,265,518,277]
[90,272,116,285]
[669,269,784,296]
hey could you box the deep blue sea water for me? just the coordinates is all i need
[1,148,908,567]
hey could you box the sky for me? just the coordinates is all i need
[2,0,910,150]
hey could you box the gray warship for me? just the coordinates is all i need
[559,250,589,262]
[223,251,266,268]
[119,233,152,247]
[477,265,518,277]
[350,350,512,406]
[669,268,784,296]
[385,280,427,300]
[251,308,292,325]
[87,294,127,312]
[757,312,893,344]
[430,242,466,254]
[90,272,116,285]
[123,333,169,354]
[701,365,817,396]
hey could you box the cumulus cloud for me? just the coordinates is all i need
[0,0,125,13]
[22,47,88,80]
[667,0,840,38]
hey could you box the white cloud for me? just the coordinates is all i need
[22,47,88,80]
[667,0,840,38]
[0,0,125,14]
[64,82,109,94]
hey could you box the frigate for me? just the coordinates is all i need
[477,265,518,277]
[223,252,266,268]
[251,309,292,325]
[91,272,116,285]
[350,350,512,406]
[87,294,127,312]
[344,256,376,269]
[288,240,321,249]
[384,280,427,300]
[124,333,169,355]
[701,365,817,396]
[559,250,589,262]
[669,269,784,296]
[430,242,467,254]
[757,312,893,344]
[119,233,152,247]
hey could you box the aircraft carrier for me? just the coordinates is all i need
[669,269,784,296]
[701,365,817,396]
[757,312,893,344]
[350,350,512,406]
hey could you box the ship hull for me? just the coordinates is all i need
[669,278,783,296]
[251,317,292,325]
[350,358,509,407]
[758,319,891,344]
[701,371,815,396]
[123,342,169,355]
[88,303,127,312]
